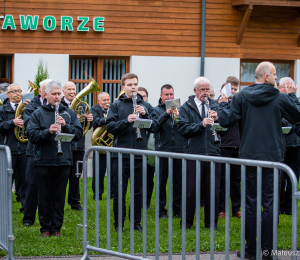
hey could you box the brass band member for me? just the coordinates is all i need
[177,77,221,230]
[27,80,82,237]
[90,92,114,200]
[22,79,51,226]
[0,83,30,212]
[61,81,93,211]
[106,73,158,232]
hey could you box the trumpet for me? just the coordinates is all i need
[204,97,220,144]
[55,102,64,156]
[132,91,143,142]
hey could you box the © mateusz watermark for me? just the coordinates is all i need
[262,250,299,257]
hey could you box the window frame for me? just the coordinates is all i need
[240,59,294,89]
[69,56,130,104]
[0,55,14,84]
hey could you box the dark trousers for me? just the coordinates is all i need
[68,150,84,208]
[245,166,279,255]
[12,153,28,208]
[183,160,221,228]
[23,156,38,224]
[36,166,70,233]
[280,146,300,215]
[159,157,182,216]
[146,164,155,208]
[112,157,142,227]
[92,152,114,199]
[219,148,241,214]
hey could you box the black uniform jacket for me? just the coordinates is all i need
[61,96,86,151]
[177,95,220,156]
[105,93,158,159]
[0,98,27,154]
[91,104,106,128]
[218,83,300,162]
[282,118,300,148]
[152,98,184,153]
[24,95,44,156]
[27,103,83,166]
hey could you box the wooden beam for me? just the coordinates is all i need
[298,35,300,47]
[232,0,300,7]
[236,4,253,45]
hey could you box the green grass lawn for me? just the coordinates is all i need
[1,177,299,257]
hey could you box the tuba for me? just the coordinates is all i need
[92,89,125,154]
[14,81,39,143]
[70,78,101,136]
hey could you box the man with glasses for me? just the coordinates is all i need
[0,84,30,212]
[177,77,221,230]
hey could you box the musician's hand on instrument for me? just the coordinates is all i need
[172,108,179,117]
[209,110,218,121]
[203,118,214,127]
[166,108,172,115]
[218,93,228,103]
[135,105,146,115]
[57,116,66,127]
[286,81,298,94]
[49,124,60,134]
[13,115,24,127]
[23,99,31,106]
[128,114,139,123]
[86,113,93,122]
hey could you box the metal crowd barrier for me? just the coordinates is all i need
[0,145,14,260]
[80,146,299,260]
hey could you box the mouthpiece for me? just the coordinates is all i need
[70,94,74,97]
[105,103,110,107]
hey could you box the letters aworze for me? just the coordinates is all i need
[1,15,105,32]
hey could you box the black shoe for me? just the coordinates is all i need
[134,224,143,232]
[115,226,123,233]
[262,255,271,260]
[19,207,24,213]
[71,206,83,211]
[23,222,33,227]
[159,213,168,219]
[237,251,256,260]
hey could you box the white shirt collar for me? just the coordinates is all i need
[194,97,204,106]
[10,101,19,110]
[64,98,71,107]
[40,96,44,105]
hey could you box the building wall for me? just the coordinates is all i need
[14,53,69,92]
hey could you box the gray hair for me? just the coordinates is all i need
[279,77,293,87]
[39,79,53,90]
[193,77,210,89]
[98,92,110,100]
[45,80,63,94]
[0,82,9,92]
[7,83,20,93]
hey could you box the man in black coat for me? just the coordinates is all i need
[152,84,184,218]
[90,91,114,200]
[22,79,51,226]
[0,83,30,212]
[218,62,300,260]
[177,77,221,230]
[27,80,83,237]
[106,73,158,232]
[61,81,93,211]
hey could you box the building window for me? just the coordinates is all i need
[240,60,294,89]
[0,56,13,84]
[69,56,129,107]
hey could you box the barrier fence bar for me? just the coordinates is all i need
[79,146,299,260]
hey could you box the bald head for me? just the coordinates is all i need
[63,81,76,102]
[255,62,277,87]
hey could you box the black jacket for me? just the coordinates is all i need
[0,98,27,154]
[281,119,300,148]
[91,104,107,128]
[218,83,300,162]
[105,93,158,159]
[152,98,184,153]
[61,96,85,151]
[24,95,44,156]
[177,95,220,156]
[27,103,83,166]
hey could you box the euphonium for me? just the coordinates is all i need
[91,89,125,154]
[70,77,101,136]
[14,81,39,143]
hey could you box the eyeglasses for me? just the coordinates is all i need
[196,88,210,92]
[8,90,22,94]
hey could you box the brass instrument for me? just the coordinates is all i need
[55,102,63,156]
[171,106,179,122]
[70,78,101,136]
[91,90,125,154]
[0,99,2,106]
[132,91,143,141]
[204,97,220,144]
[14,81,39,143]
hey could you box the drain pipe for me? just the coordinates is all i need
[200,0,206,76]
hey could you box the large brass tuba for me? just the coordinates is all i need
[70,78,101,136]
[14,81,39,143]
[91,89,125,154]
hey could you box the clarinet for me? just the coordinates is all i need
[204,97,220,144]
[132,91,143,142]
[55,102,64,156]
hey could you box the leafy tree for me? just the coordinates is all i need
[29,58,49,96]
